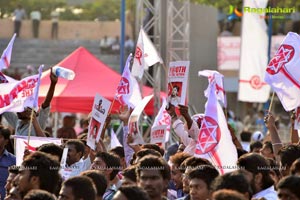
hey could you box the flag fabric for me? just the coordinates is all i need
[0,33,17,70]
[265,32,300,111]
[115,54,142,109]
[33,65,43,110]
[131,28,163,79]
[195,73,238,174]
[110,129,122,149]
[14,135,62,165]
[198,70,227,108]
[152,98,171,142]
[0,73,41,114]
[238,0,270,102]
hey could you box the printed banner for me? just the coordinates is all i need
[87,93,111,150]
[150,125,167,149]
[167,61,190,107]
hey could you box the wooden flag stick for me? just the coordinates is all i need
[268,92,275,113]
[27,108,35,145]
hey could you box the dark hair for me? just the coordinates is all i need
[237,153,274,190]
[57,127,77,139]
[23,189,56,200]
[277,175,300,199]
[118,186,150,200]
[278,144,300,168]
[169,152,191,167]
[290,158,300,175]
[249,141,263,152]
[110,146,125,158]
[95,152,121,180]
[188,165,219,190]
[0,126,11,140]
[136,155,171,181]
[212,189,247,200]
[136,149,161,160]
[179,156,212,173]
[8,165,19,174]
[142,143,164,156]
[122,165,137,183]
[211,170,252,196]
[237,148,248,158]
[37,143,63,161]
[63,176,96,200]
[240,131,252,142]
[22,152,60,194]
[263,141,273,153]
[65,139,85,156]
[81,170,107,198]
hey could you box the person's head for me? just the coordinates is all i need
[63,115,76,128]
[142,143,164,156]
[290,158,300,176]
[136,155,170,199]
[81,170,107,200]
[240,131,252,142]
[179,156,212,194]
[188,165,219,200]
[37,143,63,162]
[134,148,161,164]
[212,189,247,200]
[5,165,19,196]
[23,189,56,200]
[122,165,137,186]
[112,186,150,200]
[169,152,191,190]
[237,153,274,194]
[16,107,32,121]
[278,144,300,177]
[249,141,263,153]
[251,131,264,142]
[91,152,121,182]
[58,176,96,200]
[211,170,252,200]
[277,175,300,200]
[237,148,248,158]
[109,146,126,169]
[65,139,85,166]
[0,126,11,149]
[260,141,274,159]
[266,158,281,188]
[16,151,60,198]
[171,86,179,96]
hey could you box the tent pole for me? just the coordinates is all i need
[53,112,58,138]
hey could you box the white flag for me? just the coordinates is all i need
[198,70,227,108]
[0,73,41,114]
[110,129,122,149]
[131,28,163,79]
[115,54,142,109]
[14,136,62,166]
[238,0,270,102]
[0,34,17,70]
[196,74,238,174]
[265,32,300,111]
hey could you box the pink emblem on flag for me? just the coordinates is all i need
[0,33,17,70]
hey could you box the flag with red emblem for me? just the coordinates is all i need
[0,33,16,70]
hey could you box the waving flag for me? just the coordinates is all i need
[0,33,17,70]
[115,54,142,109]
[196,73,238,174]
[198,70,227,108]
[238,0,270,102]
[110,129,122,149]
[265,32,300,111]
[131,28,163,79]
[152,98,171,142]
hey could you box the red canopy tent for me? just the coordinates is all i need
[38,47,162,115]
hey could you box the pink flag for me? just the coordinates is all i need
[131,28,163,79]
[115,54,142,109]
[0,33,17,70]
[198,70,227,108]
[195,73,238,174]
[265,32,300,111]
[152,98,171,142]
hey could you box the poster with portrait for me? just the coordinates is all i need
[150,125,167,149]
[167,61,190,107]
[87,93,111,150]
[128,95,154,145]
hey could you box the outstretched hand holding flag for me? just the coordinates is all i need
[115,54,142,109]
[131,28,163,79]
[196,70,237,174]
[0,33,17,70]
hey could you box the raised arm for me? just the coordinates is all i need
[290,110,299,144]
[41,68,57,109]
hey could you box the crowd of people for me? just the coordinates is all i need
[1,72,300,200]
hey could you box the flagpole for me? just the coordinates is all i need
[27,109,35,145]
[268,92,275,113]
[267,0,274,113]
